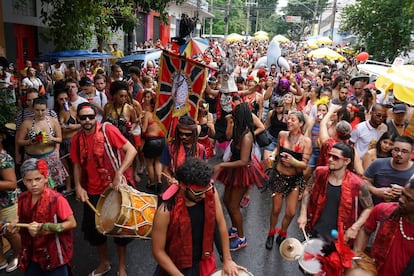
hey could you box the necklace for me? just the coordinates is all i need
[399,217,414,241]
[288,133,300,145]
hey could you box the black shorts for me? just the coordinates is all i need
[82,194,132,246]
[143,137,165,158]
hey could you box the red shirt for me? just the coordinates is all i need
[365,204,414,276]
[70,124,129,195]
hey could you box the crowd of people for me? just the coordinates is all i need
[0,36,413,276]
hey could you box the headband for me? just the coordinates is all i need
[161,180,214,200]
[177,122,198,130]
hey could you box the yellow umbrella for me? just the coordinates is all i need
[225,33,244,43]
[307,48,344,61]
[338,46,355,55]
[316,36,333,45]
[273,35,290,43]
[253,34,269,41]
[376,65,414,104]
[254,31,268,37]
[304,39,319,49]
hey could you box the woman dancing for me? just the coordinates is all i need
[214,103,267,251]
[266,110,311,249]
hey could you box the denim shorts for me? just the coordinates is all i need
[308,147,320,168]
[264,135,278,152]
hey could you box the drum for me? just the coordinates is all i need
[298,238,324,275]
[95,185,157,239]
[210,269,254,276]
[5,123,16,136]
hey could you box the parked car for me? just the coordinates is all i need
[117,49,162,76]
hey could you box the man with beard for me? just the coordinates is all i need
[297,142,373,241]
[152,158,243,276]
[363,135,414,205]
[350,104,387,158]
[354,179,414,276]
[70,102,137,276]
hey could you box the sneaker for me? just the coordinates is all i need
[228,227,238,239]
[276,235,286,246]
[5,258,18,273]
[61,190,74,197]
[230,237,247,251]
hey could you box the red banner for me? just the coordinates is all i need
[155,50,208,140]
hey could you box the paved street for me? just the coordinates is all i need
[6,155,304,275]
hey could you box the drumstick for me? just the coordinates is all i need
[161,172,174,182]
[86,199,101,217]
[301,227,309,242]
[3,222,31,228]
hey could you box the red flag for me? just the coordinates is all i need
[155,50,208,140]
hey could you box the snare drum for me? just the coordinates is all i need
[298,238,324,275]
[210,269,254,276]
[95,185,157,239]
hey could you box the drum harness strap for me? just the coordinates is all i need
[102,122,127,185]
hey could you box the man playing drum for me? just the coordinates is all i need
[152,157,244,276]
[71,102,137,276]
[297,142,373,242]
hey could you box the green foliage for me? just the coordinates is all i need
[340,0,414,61]
[0,88,17,125]
[31,0,184,51]
[282,0,329,41]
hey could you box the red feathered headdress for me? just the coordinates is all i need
[316,223,355,276]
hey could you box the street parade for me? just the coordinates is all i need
[0,0,413,275]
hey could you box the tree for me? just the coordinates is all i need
[281,0,329,41]
[340,0,414,61]
[16,0,184,51]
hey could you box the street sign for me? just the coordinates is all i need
[285,16,302,23]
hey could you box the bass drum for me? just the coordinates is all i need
[210,269,254,276]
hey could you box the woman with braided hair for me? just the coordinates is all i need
[214,103,267,251]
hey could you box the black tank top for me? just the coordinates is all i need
[268,112,287,138]
[188,201,204,264]
[279,146,303,161]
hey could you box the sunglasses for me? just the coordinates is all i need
[79,114,96,121]
[393,148,411,155]
[186,184,213,197]
[328,153,348,161]
[178,131,193,137]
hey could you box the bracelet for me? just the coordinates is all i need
[41,222,63,233]
[292,159,299,167]
[42,222,50,231]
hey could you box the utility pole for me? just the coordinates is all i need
[224,0,231,36]
[312,0,319,36]
[330,0,337,39]
[246,1,250,35]
[209,0,214,37]
[255,9,259,33]
[196,0,201,36]
[245,0,258,36]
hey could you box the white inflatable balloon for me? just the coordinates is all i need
[267,40,281,69]
[277,56,290,71]
[254,56,267,69]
